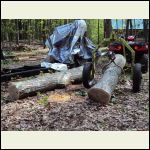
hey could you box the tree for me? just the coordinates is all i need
[104,19,112,38]
[1,19,105,47]
[143,19,149,43]
[126,19,133,38]
[116,19,118,32]
[98,19,100,44]
[28,20,31,45]
[15,19,19,45]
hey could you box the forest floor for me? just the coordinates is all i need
[1,43,149,131]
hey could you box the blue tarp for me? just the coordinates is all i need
[45,20,96,64]
[112,19,144,29]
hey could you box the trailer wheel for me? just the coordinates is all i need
[132,63,142,93]
[82,62,95,88]
[140,54,148,73]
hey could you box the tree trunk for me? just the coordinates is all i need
[18,19,22,40]
[116,19,118,32]
[104,19,112,38]
[15,19,19,45]
[48,19,52,35]
[35,20,38,39]
[122,19,124,30]
[28,20,31,45]
[8,66,83,100]
[126,19,130,39]
[98,20,100,44]
[126,19,133,38]
[143,19,149,43]
[134,19,136,35]
[88,54,126,104]
[129,19,133,35]
[64,19,69,24]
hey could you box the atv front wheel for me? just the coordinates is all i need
[132,63,142,93]
[82,62,95,88]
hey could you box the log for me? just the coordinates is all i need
[88,54,126,104]
[14,48,49,57]
[8,66,83,100]
[16,56,46,61]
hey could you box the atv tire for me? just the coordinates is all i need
[82,62,95,88]
[140,54,148,73]
[132,63,142,93]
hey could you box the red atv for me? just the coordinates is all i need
[108,35,149,92]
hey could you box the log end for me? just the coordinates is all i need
[88,88,111,104]
[8,84,20,101]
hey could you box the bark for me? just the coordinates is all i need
[98,20,100,44]
[28,20,31,45]
[143,19,149,43]
[126,19,130,39]
[129,19,133,35]
[8,66,83,100]
[104,19,112,38]
[88,54,126,104]
[15,19,19,45]
[126,19,133,38]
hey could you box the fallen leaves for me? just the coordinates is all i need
[1,53,149,131]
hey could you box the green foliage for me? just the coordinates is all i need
[143,105,149,112]
[1,19,104,45]
[99,38,111,47]
[86,19,104,45]
[3,50,13,56]
[2,19,146,45]
[75,90,87,97]
[1,59,10,65]
[37,92,49,106]
[26,29,33,35]
[1,59,14,69]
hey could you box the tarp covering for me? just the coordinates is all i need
[45,20,96,64]
[111,19,145,29]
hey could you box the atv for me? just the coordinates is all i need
[82,34,149,93]
[108,35,148,92]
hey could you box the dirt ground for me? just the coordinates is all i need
[1,44,149,131]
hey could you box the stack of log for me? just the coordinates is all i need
[8,54,126,104]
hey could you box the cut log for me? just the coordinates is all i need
[8,66,83,100]
[88,54,126,104]
[14,48,49,57]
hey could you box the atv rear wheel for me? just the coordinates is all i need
[82,62,95,88]
[140,54,148,73]
[132,63,142,93]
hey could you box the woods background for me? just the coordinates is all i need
[1,19,149,47]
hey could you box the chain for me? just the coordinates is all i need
[102,58,126,81]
